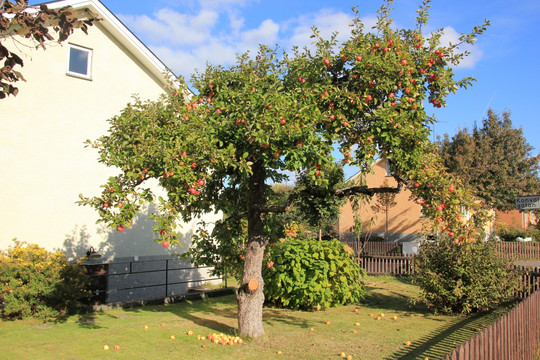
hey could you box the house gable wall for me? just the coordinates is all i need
[339,159,425,242]
[0,10,219,258]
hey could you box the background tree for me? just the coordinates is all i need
[290,165,346,240]
[1,0,97,98]
[79,0,489,338]
[439,109,540,211]
[371,179,397,240]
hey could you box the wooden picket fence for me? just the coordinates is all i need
[345,240,402,256]
[494,241,540,259]
[359,254,414,275]
[444,279,540,360]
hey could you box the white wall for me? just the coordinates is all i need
[0,22,220,258]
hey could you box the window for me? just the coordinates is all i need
[385,160,393,176]
[460,206,471,221]
[67,44,92,79]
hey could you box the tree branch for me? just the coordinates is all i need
[260,178,404,214]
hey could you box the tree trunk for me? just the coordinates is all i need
[385,208,389,241]
[237,161,267,338]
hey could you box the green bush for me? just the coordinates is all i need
[263,238,366,310]
[414,237,520,315]
[0,240,90,320]
[495,224,539,242]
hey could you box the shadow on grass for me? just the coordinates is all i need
[80,289,328,335]
[362,276,427,313]
[74,312,104,329]
[386,305,513,360]
[263,308,314,330]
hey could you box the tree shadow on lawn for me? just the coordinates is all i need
[114,294,312,335]
[385,304,513,360]
[361,276,427,314]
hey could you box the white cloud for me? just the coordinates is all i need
[199,0,257,11]
[193,40,238,69]
[240,19,280,50]
[150,46,201,80]
[436,26,483,69]
[120,8,219,46]
[286,10,354,51]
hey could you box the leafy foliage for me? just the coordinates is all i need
[414,237,520,314]
[0,240,90,320]
[293,165,346,239]
[263,238,365,310]
[1,0,98,99]
[439,109,540,211]
[495,222,540,242]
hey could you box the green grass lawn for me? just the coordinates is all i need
[0,276,511,360]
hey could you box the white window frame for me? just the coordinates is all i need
[460,206,471,221]
[66,43,93,80]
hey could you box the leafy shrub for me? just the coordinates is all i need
[495,223,539,242]
[0,240,90,320]
[414,237,520,314]
[263,238,366,310]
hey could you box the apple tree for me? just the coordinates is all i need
[79,0,489,338]
[1,0,98,98]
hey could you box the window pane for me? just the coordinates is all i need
[69,47,89,75]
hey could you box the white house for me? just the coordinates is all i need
[0,0,221,262]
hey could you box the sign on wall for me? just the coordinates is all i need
[515,195,540,210]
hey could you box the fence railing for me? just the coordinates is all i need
[494,242,540,259]
[83,255,221,305]
[444,281,540,360]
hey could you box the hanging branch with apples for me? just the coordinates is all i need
[79,0,490,338]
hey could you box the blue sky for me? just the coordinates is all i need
[97,1,540,175]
